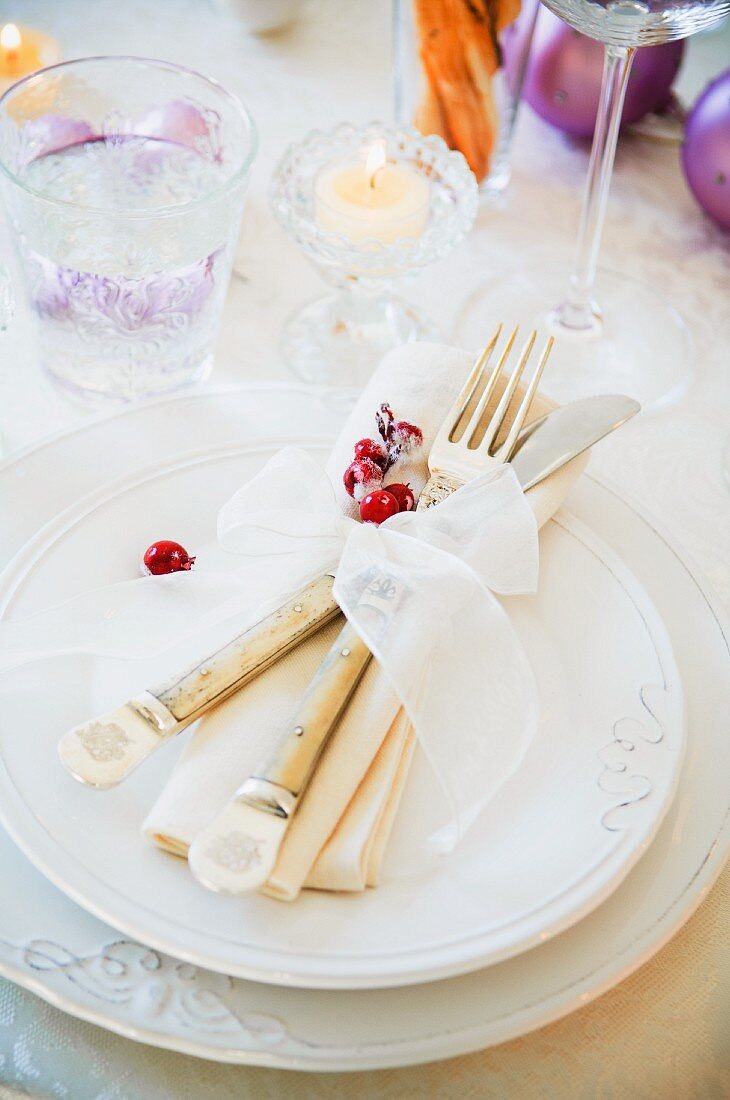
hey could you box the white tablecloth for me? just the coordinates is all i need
[0,0,728,1096]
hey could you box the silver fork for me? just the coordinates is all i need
[189,324,554,894]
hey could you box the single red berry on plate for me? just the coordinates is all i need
[142,540,195,576]
[343,457,384,501]
[354,437,388,469]
[386,482,415,512]
[391,420,423,452]
[359,490,400,525]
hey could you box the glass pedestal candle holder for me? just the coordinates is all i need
[269,121,477,389]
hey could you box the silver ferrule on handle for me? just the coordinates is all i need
[128,691,180,737]
[237,777,298,819]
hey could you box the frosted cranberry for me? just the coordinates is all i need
[142,540,195,576]
[386,482,415,512]
[354,437,388,469]
[343,457,383,501]
[392,420,423,452]
[359,490,400,525]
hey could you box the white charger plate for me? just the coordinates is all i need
[0,387,685,989]
[0,386,726,1068]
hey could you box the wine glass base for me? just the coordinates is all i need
[456,262,693,413]
[281,292,439,389]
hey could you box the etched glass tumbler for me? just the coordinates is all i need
[0,57,257,401]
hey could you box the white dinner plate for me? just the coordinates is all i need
[0,386,726,1069]
[0,387,684,989]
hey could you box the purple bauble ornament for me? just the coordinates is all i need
[682,70,730,231]
[503,8,684,137]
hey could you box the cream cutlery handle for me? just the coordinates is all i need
[188,620,373,897]
[243,620,373,802]
[152,574,340,724]
[58,575,341,789]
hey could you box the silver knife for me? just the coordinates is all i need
[187,393,639,895]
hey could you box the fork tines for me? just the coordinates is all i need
[447,325,554,464]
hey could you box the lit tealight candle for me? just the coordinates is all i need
[314,140,430,245]
[0,23,62,95]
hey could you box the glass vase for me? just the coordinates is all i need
[393,0,538,199]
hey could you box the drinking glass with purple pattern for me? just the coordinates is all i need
[0,57,257,401]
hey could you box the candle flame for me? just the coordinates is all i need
[366,141,387,189]
[0,24,21,51]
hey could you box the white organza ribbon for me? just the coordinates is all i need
[333,465,540,848]
[0,448,540,847]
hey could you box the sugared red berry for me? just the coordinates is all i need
[391,420,423,452]
[142,540,195,576]
[346,405,424,503]
[386,482,415,513]
[359,490,400,525]
[354,437,388,469]
[343,457,383,501]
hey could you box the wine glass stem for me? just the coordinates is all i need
[557,44,636,333]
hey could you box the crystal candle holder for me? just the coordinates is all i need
[269,121,478,388]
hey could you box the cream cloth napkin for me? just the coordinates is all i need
[144,343,588,899]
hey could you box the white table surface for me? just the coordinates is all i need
[0,1,728,1097]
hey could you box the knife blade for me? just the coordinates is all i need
[187,392,640,895]
[510,394,639,491]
